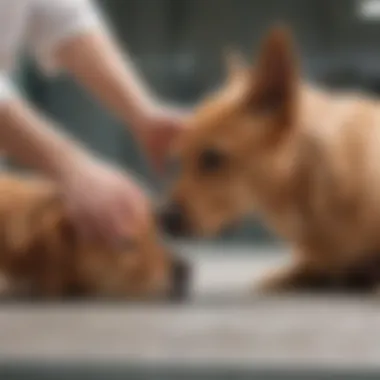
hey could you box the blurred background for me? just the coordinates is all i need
[3,0,380,376]
[13,0,380,245]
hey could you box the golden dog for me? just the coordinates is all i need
[0,173,189,300]
[159,26,380,293]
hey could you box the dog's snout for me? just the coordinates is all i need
[157,202,188,237]
[169,256,191,302]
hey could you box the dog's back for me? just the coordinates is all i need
[292,88,380,258]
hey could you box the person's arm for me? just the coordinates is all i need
[28,0,186,173]
[0,72,91,180]
[58,31,157,133]
[0,93,91,180]
[0,77,148,242]
[28,0,158,134]
[57,30,187,172]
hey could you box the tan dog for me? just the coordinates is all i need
[0,173,189,300]
[159,26,380,293]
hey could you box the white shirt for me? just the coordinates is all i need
[0,0,103,101]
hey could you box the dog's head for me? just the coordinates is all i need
[159,26,300,237]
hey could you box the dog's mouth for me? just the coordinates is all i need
[157,201,241,240]
[157,201,192,238]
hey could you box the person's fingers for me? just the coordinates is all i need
[151,132,175,176]
[107,191,145,241]
[66,196,118,245]
[125,194,148,231]
[68,207,98,243]
[61,165,152,248]
[90,206,129,246]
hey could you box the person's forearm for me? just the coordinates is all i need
[56,30,155,133]
[0,98,91,179]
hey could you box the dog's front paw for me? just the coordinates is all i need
[251,262,328,295]
[252,269,296,295]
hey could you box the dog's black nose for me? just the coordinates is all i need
[169,256,191,302]
[157,202,188,237]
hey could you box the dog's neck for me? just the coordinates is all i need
[243,85,335,239]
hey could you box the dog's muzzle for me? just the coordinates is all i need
[157,202,189,237]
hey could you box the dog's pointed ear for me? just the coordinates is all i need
[249,26,298,121]
[224,48,247,82]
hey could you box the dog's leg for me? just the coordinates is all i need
[253,258,331,294]
[337,254,380,294]
[254,251,380,295]
[0,275,39,300]
[0,273,16,298]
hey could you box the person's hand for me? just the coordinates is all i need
[59,157,149,246]
[134,104,189,174]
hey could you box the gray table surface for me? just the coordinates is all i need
[0,244,379,369]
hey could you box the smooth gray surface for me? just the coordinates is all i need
[0,245,379,368]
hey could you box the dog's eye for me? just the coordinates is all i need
[198,148,225,173]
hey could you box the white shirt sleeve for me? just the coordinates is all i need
[27,0,105,75]
[0,74,17,104]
